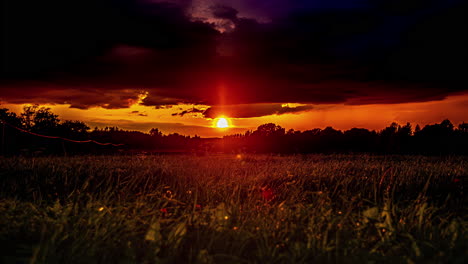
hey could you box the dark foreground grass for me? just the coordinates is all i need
[0,154,466,263]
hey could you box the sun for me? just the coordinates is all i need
[215,117,229,128]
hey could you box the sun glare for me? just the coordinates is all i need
[215,117,229,128]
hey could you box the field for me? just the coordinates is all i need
[0,154,467,263]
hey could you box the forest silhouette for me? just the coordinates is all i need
[1,106,467,155]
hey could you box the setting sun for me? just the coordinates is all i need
[215,117,229,128]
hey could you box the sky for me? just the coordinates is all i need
[1,0,467,137]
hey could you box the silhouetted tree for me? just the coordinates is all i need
[415,124,421,133]
[60,120,90,139]
[21,105,38,129]
[344,128,377,152]
[458,122,468,133]
[252,123,285,137]
[0,108,22,127]
[149,128,163,137]
[32,107,60,134]
[380,122,399,152]
[398,122,412,137]
[1,108,23,154]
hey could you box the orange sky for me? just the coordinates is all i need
[2,93,467,138]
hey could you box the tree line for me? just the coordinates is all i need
[1,106,467,155]
[224,121,468,155]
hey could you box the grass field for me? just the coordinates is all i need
[0,154,466,263]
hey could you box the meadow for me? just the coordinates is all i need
[0,154,466,263]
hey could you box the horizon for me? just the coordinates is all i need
[1,104,466,140]
[2,104,467,156]
[1,94,467,138]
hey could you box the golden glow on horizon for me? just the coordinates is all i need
[215,117,229,128]
[2,93,467,137]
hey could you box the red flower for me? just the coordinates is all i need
[160,208,168,213]
[261,188,275,201]
[453,178,461,183]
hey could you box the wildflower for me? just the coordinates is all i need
[160,208,168,214]
[261,187,275,201]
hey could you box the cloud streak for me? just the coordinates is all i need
[202,104,315,118]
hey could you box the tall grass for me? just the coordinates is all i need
[0,154,466,263]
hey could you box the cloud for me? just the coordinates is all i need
[130,110,148,116]
[211,5,239,21]
[170,104,314,118]
[172,107,206,117]
[0,0,466,115]
[202,104,314,118]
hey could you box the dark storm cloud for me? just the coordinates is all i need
[1,0,467,116]
[1,0,219,108]
[211,5,239,21]
[0,82,142,109]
